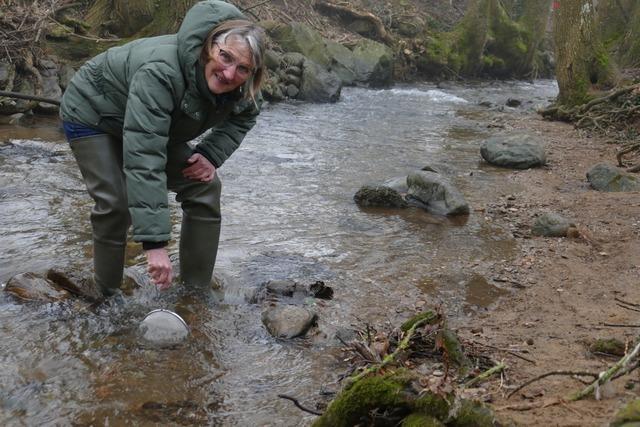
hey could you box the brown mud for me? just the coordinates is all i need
[459,113,640,426]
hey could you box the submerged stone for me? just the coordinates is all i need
[480,135,546,169]
[354,176,409,208]
[586,163,640,192]
[261,304,317,338]
[5,272,71,302]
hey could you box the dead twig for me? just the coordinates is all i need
[277,394,323,416]
[507,371,598,399]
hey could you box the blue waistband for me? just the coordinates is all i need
[62,121,105,141]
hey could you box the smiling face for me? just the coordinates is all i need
[204,36,254,95]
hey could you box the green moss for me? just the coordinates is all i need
[438,329,471,372]
[611,399,640,427]
[413,392,451,420]
[313,371,415,427]
[449,399,496,427]
[401,311,438,332]
[589,338,626,357]
[402,414,445,427]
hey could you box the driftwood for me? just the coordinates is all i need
[313,0,393,44]
[0,90,60,105]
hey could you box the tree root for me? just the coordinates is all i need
[313,0,394,44]
[540,84,640,142]
[465,362,506,388]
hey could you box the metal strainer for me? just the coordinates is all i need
[139,309,189,346]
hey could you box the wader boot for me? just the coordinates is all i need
[167,143,222,287]
[69,134,129,296]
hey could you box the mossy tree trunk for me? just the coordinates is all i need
[86,0,195,38]
[553,0,618,106]
[452,0,537,78]
[516,0,552,76]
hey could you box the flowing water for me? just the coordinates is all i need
[0,80,557,426]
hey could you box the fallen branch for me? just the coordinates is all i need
[0,90,60,105]
[568,340,640,401]
[347,315,435,384]
[313,0,393,44]
[465,362,506,388]
[278,394,323,416]
[507,371,598,399]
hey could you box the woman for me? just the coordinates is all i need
[60,1,266,296]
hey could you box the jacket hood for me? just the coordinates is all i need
[177,1,246,107]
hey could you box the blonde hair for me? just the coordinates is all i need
[200,19,266,104]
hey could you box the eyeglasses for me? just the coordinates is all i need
[213,43,253,79]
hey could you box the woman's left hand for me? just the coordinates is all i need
[182,153,216,182]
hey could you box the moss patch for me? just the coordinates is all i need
[402,413,445,427]
[611,399,640,427]
[449,399,496,427]
[589,338,626,357]
[312,371,415,427]
[400,311,438,332]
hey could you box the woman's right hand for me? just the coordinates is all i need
[146,248,173,289]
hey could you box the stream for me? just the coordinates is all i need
[0,80,558,426]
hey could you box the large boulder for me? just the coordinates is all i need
[265,21,331,68]
[480,135,547,169]
[265,21,393,88]
[407,171,470,216]
[586,163,640,192]
[351,39,394,87]
[299,60,342,103]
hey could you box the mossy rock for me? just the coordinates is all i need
[413,392,451,420]
[402,413,445,427]
[449,399,496,427]
[400,311,439,332]
[611,399,640,427]
[438,328,471,373]
[312,371,416,427]
[590,338,626,357]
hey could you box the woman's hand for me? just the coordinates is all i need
[182,153,216,182]
[146,248,173,289]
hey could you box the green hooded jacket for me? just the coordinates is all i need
[60,0,259,243]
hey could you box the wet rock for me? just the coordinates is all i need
[0,112,35,126]
[46,269,103,302]
[589,338,626,357]
[261,304,317,338]
[299,60,342,103]
[480,135,546,169]
[421,163,456,176]
[266,279,306,298]
[354,176,409,208]
[285,84,299,98]
[506,98,522,107]
[335,327,359,344]
[5,272,71,302]
[309,280,333,299]
[407,171,470,216]
[531,212,574,237]
[586,163,640,192]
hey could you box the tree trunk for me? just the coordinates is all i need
[516,0,552,76]
[553,0,618,106]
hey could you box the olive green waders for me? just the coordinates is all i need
[69,134,221,296]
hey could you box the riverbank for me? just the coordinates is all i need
[459,110,640,425]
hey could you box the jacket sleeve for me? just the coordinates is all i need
[123,63,177,243]
[195,101,260,168]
